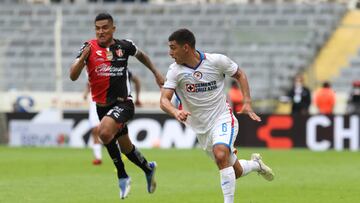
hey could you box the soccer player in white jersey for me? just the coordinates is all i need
[84,83,103,165]
[160,28,274,203]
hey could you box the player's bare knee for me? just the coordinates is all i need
[99,128,114,144]
[214,152,229,168]
[213,145,231,168]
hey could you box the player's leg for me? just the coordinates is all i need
[230,125,274,180]
[233,154,260,178]
[213,144,235,203]
[249,153,275,181]
[91,125,102,165]
[97,102,135,199]
[211,114,239,203]
[233,153,274,181]
[99,116,131,199]
[99,116,129,176]
[89,101,102,165]
[117,126,157,194]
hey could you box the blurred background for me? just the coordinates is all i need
[0,0,359,150]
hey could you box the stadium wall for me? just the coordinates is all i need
[4,112,360,151]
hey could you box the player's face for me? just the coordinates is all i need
[294,76,303,86]
[95,19,115,47]
[168,40,186,64]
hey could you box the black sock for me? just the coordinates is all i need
[125,145,152,174]
[105,138,128,179]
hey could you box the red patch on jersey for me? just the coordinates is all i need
[186,84,196,92]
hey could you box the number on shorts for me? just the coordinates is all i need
[222,123,227,132]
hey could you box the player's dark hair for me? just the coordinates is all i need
[168,28,196,48]
[323,81,331,88]
[95,13,113,24]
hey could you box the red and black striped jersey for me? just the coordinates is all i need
[77,38,137,104]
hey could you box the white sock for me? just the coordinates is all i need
[239,159,260,177]
[93,144,102,160]
[220,167,235,203]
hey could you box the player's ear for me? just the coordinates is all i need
[183,43,190,52]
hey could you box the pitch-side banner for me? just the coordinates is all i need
[236,114,359,151]
[6,113,360,151]
[9,120,73,147]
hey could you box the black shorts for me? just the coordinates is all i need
[96,100,135,137]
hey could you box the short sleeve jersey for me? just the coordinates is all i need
[163,51,238,134]
[77,38,137,104]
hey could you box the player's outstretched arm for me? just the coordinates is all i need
[160,88,190,122]
[135,49,164,88]
[232,68,261,122]
[70,43,91,81]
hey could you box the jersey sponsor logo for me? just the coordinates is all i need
[193,71,203,80]
[186,84,196,92]
[96,50,102,56]
[95,57,104,62]
[95,64,125,76]
[185,81,217,93]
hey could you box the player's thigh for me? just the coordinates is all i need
[97,100,135,135]
[211,116,238,150]
[99,116,120,137]
[211,116,239,165]
[104,100,135,124]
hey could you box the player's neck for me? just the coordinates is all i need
[98,39,115,48]
[183,51,200,69]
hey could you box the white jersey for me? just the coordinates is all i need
[163,52,238,134]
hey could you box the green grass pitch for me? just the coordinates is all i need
[0,146,359,203]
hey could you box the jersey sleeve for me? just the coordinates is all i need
[163,66,177,89]
[217,54,238,77]
[76,42,89,59]
[123,39,138,56]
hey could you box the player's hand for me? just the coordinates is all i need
[238,103,261,122]
[174,109,191,122]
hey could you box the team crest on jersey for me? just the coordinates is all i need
[116,49,123,57]
[106,51,113,61]
[193,71,203,80]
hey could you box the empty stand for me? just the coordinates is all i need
[0,3,347,100]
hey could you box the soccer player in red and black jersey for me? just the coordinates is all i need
[69,13,164,199]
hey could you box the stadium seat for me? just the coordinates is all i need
[0,2,347,99]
